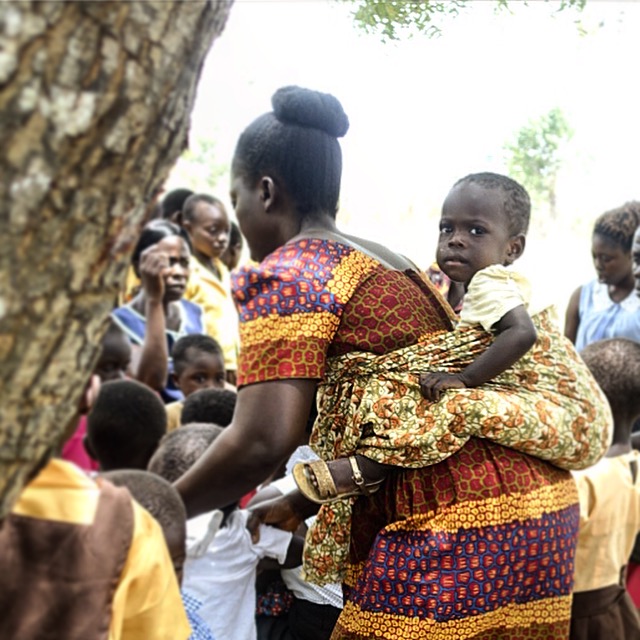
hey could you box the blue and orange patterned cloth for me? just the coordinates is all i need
[232,238,585,640]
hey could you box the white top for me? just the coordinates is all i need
[272,446,344,610]
[183,509,293,640]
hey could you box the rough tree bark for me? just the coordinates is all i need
[0,0,232,518]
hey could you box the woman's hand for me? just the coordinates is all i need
[419,371,466,402]
[139,244,170,303]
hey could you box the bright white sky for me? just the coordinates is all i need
[168,0,640,313]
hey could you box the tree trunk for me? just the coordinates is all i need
[0,0,232,518]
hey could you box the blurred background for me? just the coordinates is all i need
[166,0,639,315]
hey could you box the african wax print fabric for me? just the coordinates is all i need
[232,238,582,639]
[303,306,610,586]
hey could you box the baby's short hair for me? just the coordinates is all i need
[180,388,237,427]
[148,423,224,483]
[453,172,531,236]
[172,334,224,376]
[87,379,167,471]
[580,338,640,424]
[102,469,186,540]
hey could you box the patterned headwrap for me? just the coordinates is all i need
[593,201,640,251]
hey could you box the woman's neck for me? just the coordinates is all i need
[131,291,166,315]
[296,214,338,237]
[608,274,635,303]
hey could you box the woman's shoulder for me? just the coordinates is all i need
[111,304,145,342]
[233,238,380,300]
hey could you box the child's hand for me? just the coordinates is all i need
[419,372,467,402]
[139,244,170,303]
[246,495,305,543]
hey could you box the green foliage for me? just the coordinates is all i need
[169,135,228,192]
[504,107,573,218]
[342,0,587,41]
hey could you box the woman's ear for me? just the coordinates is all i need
[260,177,277,213]
[505,234,526,264]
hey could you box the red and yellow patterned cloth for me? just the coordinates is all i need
[233,238,583,639]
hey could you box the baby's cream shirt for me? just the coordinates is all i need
[458,264,553,331]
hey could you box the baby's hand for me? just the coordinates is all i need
[419,372,467,402]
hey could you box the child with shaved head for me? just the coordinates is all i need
[571,338,640,638]
[149,424,299,640]
[104,470,215,640]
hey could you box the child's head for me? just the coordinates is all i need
[103,469,187,582]
[86,379,167,471]
[181,388,237,427]
[580,338,640,436]
[148,422,236,521]
[182,194,231,261]
[171,334,226,398]
[437,172,530,285]
[591,202,640,287]
[633,226,640,295]
[94,321,131,383]
[220,221,244,271]
[148,423,225,483]
[161,188,194,222]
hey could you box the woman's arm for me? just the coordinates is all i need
[421,305,537,401]
[564,286,582,344]
[175,378,317,518]
[132,247,170,392]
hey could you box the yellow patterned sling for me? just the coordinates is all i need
[302,308,612,584]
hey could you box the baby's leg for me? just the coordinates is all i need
[293,455,392,504]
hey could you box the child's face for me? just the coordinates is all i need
[94,330,132,382]
[592,233,633,287]
[185,202,230,260]
[221,241,242,271]
[174,348,226,397]
[436,183,523,285]
[633,228,640,297]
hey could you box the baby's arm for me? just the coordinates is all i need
[420,305,537,401]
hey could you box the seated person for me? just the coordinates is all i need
[104,470,215,640]
[85,379,167,471]
[180,387,237,428]
[148,424,300,640]
[165,334,228,431]
[0,378,189,640]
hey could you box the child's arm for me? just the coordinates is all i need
[257,533,305,571]
[420,305,537,401]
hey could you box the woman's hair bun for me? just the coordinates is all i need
[271,86,349,138]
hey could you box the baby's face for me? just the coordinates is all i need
[437,183,522,285]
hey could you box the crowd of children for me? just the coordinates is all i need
[3,151,640,639]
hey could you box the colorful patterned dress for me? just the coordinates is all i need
[233,238,581,640]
